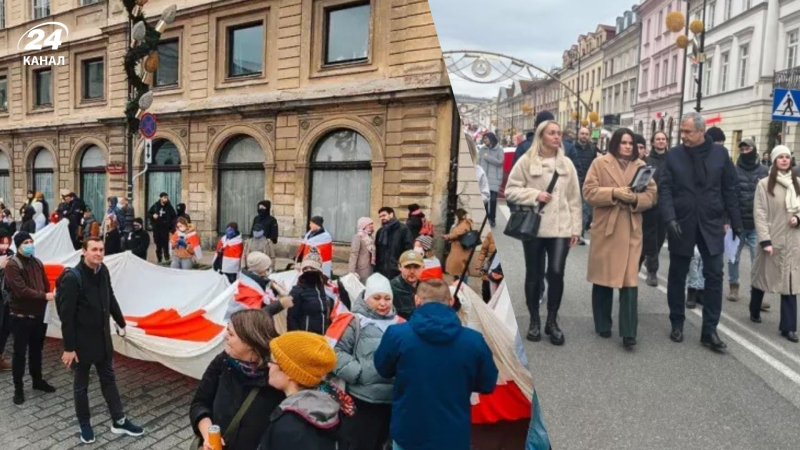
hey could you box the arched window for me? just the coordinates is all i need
[0,152,9,204]
[309,129,372,242]
[80,145,106,215]
[667,118,674,146]
[32,148,54,208]
[146,139,181,227]
[637,121,644,135]
[217,136,265,235]
[650,120,657,139]
[659,118,665,131]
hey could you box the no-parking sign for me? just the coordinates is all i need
[139,113,157,138]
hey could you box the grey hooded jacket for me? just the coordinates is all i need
[477,144,505,191]
[332,291,398,404]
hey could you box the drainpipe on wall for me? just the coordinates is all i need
[446,91,461,235]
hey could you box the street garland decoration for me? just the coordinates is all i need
[122,0,163,132]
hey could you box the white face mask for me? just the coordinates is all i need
[414,246,424,256]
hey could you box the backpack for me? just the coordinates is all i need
[55,266,82,315]
[1,255,23,306]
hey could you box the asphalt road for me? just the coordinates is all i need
[494,202,800,450]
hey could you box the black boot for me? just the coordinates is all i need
[696,289,704,305]
[525,282,541,342]
[544,311,565,346]
[686,288,697,309]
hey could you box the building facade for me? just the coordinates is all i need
[557,25,616,133]
[633,0,687,144]
[0,0,454,247]
[602,8,640,132]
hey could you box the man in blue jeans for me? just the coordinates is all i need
[726,139,769,310]
[375,279,498,450]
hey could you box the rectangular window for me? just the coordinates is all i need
[739,44,749,87]
[655,63,660,88]
[34,68,51,107]
[155,39,179,87]
[325,2,370,65]
[0,77,7,111]
[82,58,103,100]
[704,57,713,95]
[80,0,100,4]
[724,0,732,20]
[671,55,678,83]
[708,2,716,29]
[646,19,651,42]
[658,11,663,34]
[227,23,264,78]
[642,69,649,91]
[692,65,699,97]
[788,31,799,69]
[744,0,751,9]
[720,52,729,92]
[32,0,49,19]
[663,60,669,86]
[0,1,5,29]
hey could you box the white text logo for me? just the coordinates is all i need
[19,22,69,66]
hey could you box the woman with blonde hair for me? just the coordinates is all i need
[505,120,582,346]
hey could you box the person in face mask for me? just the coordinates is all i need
[0,233,14,372]
[725,139,770,303]
[213,223,244,283]
[170,217,201,270]
[0,208,16,236]
[251,200,279,244]
[5,231,56,405]
[242,224,275,272]
[122,218,150,260]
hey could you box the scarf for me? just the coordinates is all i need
[379,218,399,246]
[737,151,759,171]
[775,171,800,214]
[320,378,356,417]
[686,137,712,187]
[225,356,267,379]
[616,157,630,172]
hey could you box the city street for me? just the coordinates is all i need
[0,340,197,449]
[494,202,800,449]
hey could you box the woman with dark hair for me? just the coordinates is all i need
[640,130,670,287]
[583,128,657,347]
[750,146,800,342]
[287,247,335,335]
[19,205,36,234]
[505,120,582,346]
[478,132,505,228]
[189,309,285,450]
[444,208,472,282]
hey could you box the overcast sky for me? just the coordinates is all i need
[428,0,641,99]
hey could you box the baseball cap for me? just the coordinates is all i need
[399,250,424,267]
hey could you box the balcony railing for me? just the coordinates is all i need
[774,66,800,90]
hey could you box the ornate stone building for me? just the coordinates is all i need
[0,0,455,247]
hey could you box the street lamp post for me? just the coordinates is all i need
[695,0,707,112]
[570,49,582,135]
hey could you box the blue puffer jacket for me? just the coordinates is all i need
[374,302,498,450]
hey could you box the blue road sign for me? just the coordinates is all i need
[773,88,800,122]
[139,113,157,138]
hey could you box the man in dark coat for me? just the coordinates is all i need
[122,218,150,260]
[575,127,599,244]
[659,112,742,350]
[147,192,177,263]
[251,200,279,243]
[61,192,87,250]
[5,231,55,404]
[374,206,413,279]
[118,197,135,233]
[58,237,144,443]
[726,139,769,302]
[640,131,670,286]
[176,203,191,224]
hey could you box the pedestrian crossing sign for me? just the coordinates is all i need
[772,88,800,122]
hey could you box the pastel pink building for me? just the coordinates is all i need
[633,0,687,144]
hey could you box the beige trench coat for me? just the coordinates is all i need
[583,154,657,288]
[446,219,473,276]
[752,178,800,295]
[348,231,375,282]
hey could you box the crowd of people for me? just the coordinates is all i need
[500,110,799,350]
[0,169,509,449]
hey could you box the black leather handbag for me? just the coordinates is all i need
[504,171,560,241]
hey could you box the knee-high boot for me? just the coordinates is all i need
[526,282,541,342]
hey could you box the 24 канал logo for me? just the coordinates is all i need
[18,22,69,66]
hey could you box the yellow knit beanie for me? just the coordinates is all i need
[269,331,336,387]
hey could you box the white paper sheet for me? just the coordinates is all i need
[724,229,740,265]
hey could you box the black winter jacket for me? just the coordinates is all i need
[104,229,122,256]
[57,260,126,364]
[148,200,177,233]
[390,275,417,320]
[574,141,599,185]
[374,219,413,279]
[252,200,279,243]
[734,159,769,230]
[258,390,341,450]
[645,149,669,187]
[190,353,285,450]
[123,228,150,260]
[287,280,334,335]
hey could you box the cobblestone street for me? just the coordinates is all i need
[0,338,198,449]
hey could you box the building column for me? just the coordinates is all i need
[761,0,781,77]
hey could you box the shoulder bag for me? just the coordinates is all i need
[188,387,259,450]
[503,171,560,241]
